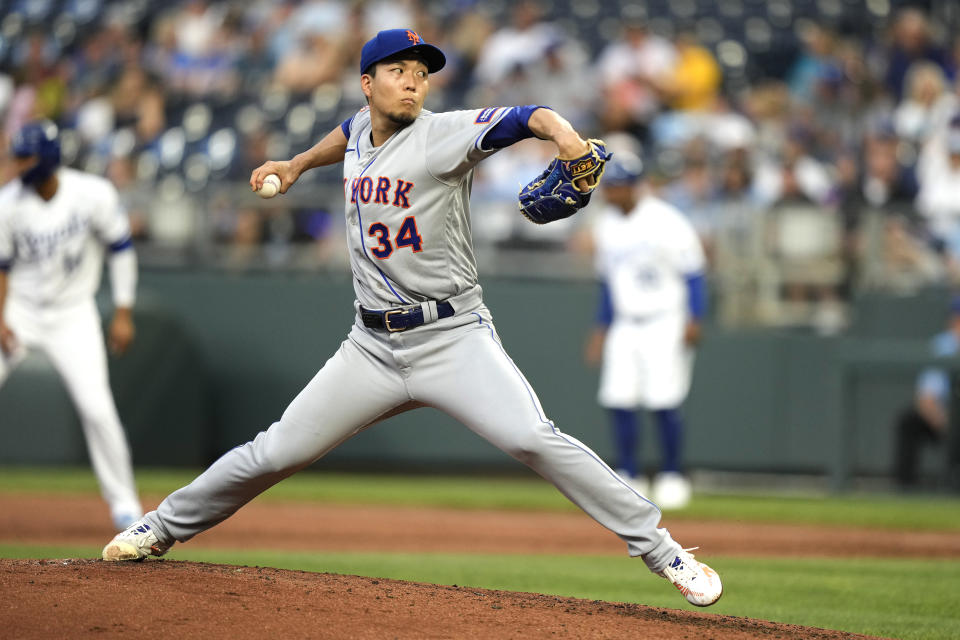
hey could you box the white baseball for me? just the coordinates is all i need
[258,174,281,199]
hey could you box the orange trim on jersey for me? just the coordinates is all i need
[396,215,423,253]
[358,177,374,203]
[367,222,392,260]
[392,179,414,208]
[374,176,392,204]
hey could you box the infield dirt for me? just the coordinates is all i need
[2,493,943,639]
[2,558,886,639]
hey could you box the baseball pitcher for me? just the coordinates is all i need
[0,120,143,531]
[103,29,721,607]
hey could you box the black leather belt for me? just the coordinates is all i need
[360,301,455,332]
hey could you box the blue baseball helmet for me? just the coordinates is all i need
[11,120,61,185]
[602,152,644,186]
[360,28,445,75]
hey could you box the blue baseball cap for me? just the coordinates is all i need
[603,152,644,186]
[360,28,445,75]
[11,120,60,185]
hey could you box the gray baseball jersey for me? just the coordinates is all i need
[141,106,682,573]
[342,106,505,309]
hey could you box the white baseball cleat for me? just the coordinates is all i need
[659,548,723,607]
[653,472,692,510]
[102,521,172,562]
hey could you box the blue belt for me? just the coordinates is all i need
[360,301,455,332]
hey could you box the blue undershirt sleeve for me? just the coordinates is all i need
[340,117,352,140]
[685,272,708,320]
[108,236,133,253]
[596,280,614,327]
[482,105,550,151]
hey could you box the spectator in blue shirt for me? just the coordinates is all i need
[894,297,960,487]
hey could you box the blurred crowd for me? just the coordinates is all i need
[2,0,960,331]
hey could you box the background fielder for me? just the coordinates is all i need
[585,152,708,509]
[0,120,143,531]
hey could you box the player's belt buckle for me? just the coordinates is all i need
[384,309,406,332]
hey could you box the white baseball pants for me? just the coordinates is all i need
[599,312,694,410]
[0,298,142,524]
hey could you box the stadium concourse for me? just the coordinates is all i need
[0,0,959,332]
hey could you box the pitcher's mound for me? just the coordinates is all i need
[1,558,881,639]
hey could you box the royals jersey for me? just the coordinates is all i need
[593,195,705,320]
[341,106,512,309]
[0,168,132,308]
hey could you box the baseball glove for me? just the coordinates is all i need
[518,139,611,224]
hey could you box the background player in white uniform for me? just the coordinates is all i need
[0,120,143,531]
[585,153,707,509]
[103,29,721,607]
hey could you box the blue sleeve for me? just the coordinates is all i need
[340,117,352,140]
[685,272,708,320]
[595,280,614,327]
[481,105,549,151]
[108,236,133,253]
[0,259,11,271]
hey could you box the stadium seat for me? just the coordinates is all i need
[261,86,291,122]
[158,126,186,170]
[14,0,55,24]
[183,102,213,143]
[235,102,267,136]
[182,152,211,192]
[206,127,238,175]
[285,103,316,143]
[310,83,341,119]
[696,18,725,45]
[62,0,102,24]
[136,149,160,183]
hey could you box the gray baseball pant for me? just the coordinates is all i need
[144,307,681,572]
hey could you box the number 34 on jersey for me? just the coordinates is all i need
[367,216,422,259]
[344,176,422,260]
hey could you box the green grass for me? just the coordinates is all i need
[2,543,958,640]
[1,466,959,531]
[4,467,960,638]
